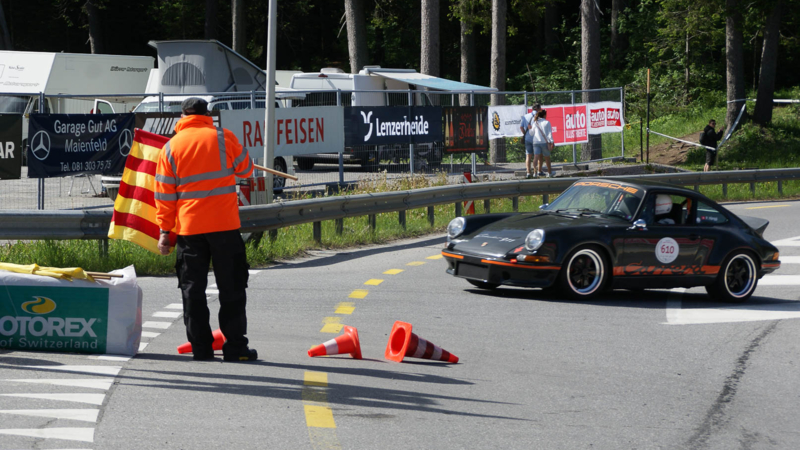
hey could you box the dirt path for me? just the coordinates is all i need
[632,131,702,165]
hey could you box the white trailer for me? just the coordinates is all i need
[0,51,154,145]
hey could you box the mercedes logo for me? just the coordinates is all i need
[30,130,51,161]
[119,129,133,157]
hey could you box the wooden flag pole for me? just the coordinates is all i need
[254,164,299,181]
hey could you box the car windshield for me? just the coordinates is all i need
[543,181,644,221]
[133,101,183,113]
[0,95,28,114]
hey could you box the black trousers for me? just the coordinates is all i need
[175,229,250,355]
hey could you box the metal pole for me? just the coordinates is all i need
[646,69,651,165]
[620,87,625,158]
[408,91,414,176]
[470,92,476,175]
[337,91,344,185]
[158,92,164,113]
[250,90,256,109]
[37,92,46,210]
[571,91,577,164]
[263,0,278,204]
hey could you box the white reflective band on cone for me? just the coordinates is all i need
[323,339,339,355]
[431,346,443,361]
[412,338,429,358]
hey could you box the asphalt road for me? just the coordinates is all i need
[1,199,799,449]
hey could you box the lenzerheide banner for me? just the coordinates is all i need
[0,115,22,179]
[487,105,526,140]
[27,114,135,178]
[344,106,442,147]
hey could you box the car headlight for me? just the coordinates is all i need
[524,229,545,251]
[447,217,466,239]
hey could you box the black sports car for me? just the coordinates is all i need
[442,178,781,302]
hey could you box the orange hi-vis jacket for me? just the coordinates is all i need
[155,115,254,236]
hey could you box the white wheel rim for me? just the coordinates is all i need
[567,249,604,295]
[724,254,757,298]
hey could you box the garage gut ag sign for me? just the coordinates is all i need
[0,286,109,353]
[26,113,135,178]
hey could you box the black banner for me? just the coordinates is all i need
[26,114,135,178]
[344,106,442,147]
[134,112,221,139]
[443,106,488,153]
[0,115,22,179]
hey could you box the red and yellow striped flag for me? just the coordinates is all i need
[108,129,175,254]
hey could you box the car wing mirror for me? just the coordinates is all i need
[629,219,647,231]
[539,204,549,210]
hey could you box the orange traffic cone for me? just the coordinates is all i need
[308,326,362,359]
[384,321,459,363]
[177,328,226,354]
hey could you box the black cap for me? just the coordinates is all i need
[532,103,542,110]
[181,97,208,115]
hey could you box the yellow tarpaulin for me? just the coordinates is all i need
[0,263,96,282]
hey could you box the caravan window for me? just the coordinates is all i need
[30,98,52,114]
[133,101,183,113]
[212,102,229,111]
[0,96,28,114]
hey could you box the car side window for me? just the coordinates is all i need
[696,201,729,225]
[640,193,693,226]
[212,103,229,111]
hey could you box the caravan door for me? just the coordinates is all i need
[92,99,115,114]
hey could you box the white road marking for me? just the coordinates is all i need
[152,311,181,318]
[667,302,800,325]
[0,393,106,406]
[164,303,183,310]
[19,365,121,377]
[665,288,686,324]
[206,289,220,295]
[0,427,94,442]
[248,269,260,275]
[94,355,131,362]
[0,409,99,422]
[772,235,800,247]
[5,378,113,390]
[779,256,800,264]
[138,342,148,351]
[142,321,171,329]
[141,331,161,338]
[760,275,800,286]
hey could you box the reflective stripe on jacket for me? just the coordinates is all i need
[155,115,254,235]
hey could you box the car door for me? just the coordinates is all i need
[618,191,706,281]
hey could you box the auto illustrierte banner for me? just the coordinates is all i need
[344,106,442,147]
[0,115,22,179]
[26,113,135,178]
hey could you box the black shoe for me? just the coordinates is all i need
[223,348,258,362]
[192,351,215,361]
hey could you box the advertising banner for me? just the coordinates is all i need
[443,106,488,153]
[344,106,442,147]
[0,265,143,356]
[487,105,526,140]
[539,104,589,147]
[222,106,344,157]
[134,112,221,139]
[0,115,22,179]
[587,101,624,134]
[26,114,136,178]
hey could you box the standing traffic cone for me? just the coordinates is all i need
[177,328,226,354]
[384,321,459,363]
[308,326,362,359]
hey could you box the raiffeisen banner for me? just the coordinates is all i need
[221,106,344,157]
[0,266,143,356]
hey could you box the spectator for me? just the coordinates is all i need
[700,119,724,172]
[521,103,541,179]
[530,109,555,178]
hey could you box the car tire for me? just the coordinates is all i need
[296,158,314,171]
[273,158,287,195]
[706,251,758,303]
[467,279,499,290]
[557,245,609,299]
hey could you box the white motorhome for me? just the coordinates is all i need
[0,51,154,147]
[288,67,496,170]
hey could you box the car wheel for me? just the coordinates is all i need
[296,158,314,171]
[706,252,758,303]
[273,158,287,194]
[558,245,609,299]
[467,279,499,290]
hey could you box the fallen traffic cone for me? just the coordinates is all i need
[177,328,226,354]
[308,326,362,359]
[384,321,459,363]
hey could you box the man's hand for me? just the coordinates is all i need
[548,142,555,151]
[157,234,171,255]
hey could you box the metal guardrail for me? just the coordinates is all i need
[2,168,800,240]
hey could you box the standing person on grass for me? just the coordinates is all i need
[701,119,724,172]
[154,97,258,362]
[521,103,542,179]
[530,109,555,178]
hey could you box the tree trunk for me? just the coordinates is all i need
[0,1,12,50]
[85,0,103,54]
[609,0,622,69]
[725,0,746,132]
[421,0,439,77]
[581,0,601,161]
[544,3,558,57]
[205,0,218,40]
[232,0,246,55]
[753,0,782,125]
[489,0,507,164]
[684,31,690,103]
[344,0,369,74]
[459,0,475,106]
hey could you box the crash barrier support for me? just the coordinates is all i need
[2,168,800,241]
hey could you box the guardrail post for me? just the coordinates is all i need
[778,180,783,195]
[512,197,519,212]
[543,194,549,204]
[399,210,406,229]
[368,214,376,232]
[694,185,699,192]
[98,238,108,259]
[427,206,434,227]
[335,218,344,235]
[750,182,756,195]
[455,202,462,216]
[313,222,322,243]
[484,199,491,214]
[722,183,728,198]
[269,229,278,242]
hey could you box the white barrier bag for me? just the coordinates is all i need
[0,265,143,356]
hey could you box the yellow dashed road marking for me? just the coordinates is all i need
[320,317,343,333]
[348,289,369,299]
[304,405,336,428]
[426,254,444,260]
[383,269,404,275]
[746,204,790,209]
[364,279,384,286]
[303,371,341,448]
[304,371,328,387]
[406,261,425,266]
[335,302,355,314]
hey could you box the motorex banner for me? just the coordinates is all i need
[487,105,526,140]
[0,266,142,356]
[26,113,135,178]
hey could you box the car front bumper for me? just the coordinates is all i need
[442,250,561,288]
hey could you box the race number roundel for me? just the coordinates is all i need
[656,237,679,264]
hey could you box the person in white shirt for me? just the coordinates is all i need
[520,103,541,179]
[530,109,555,177]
